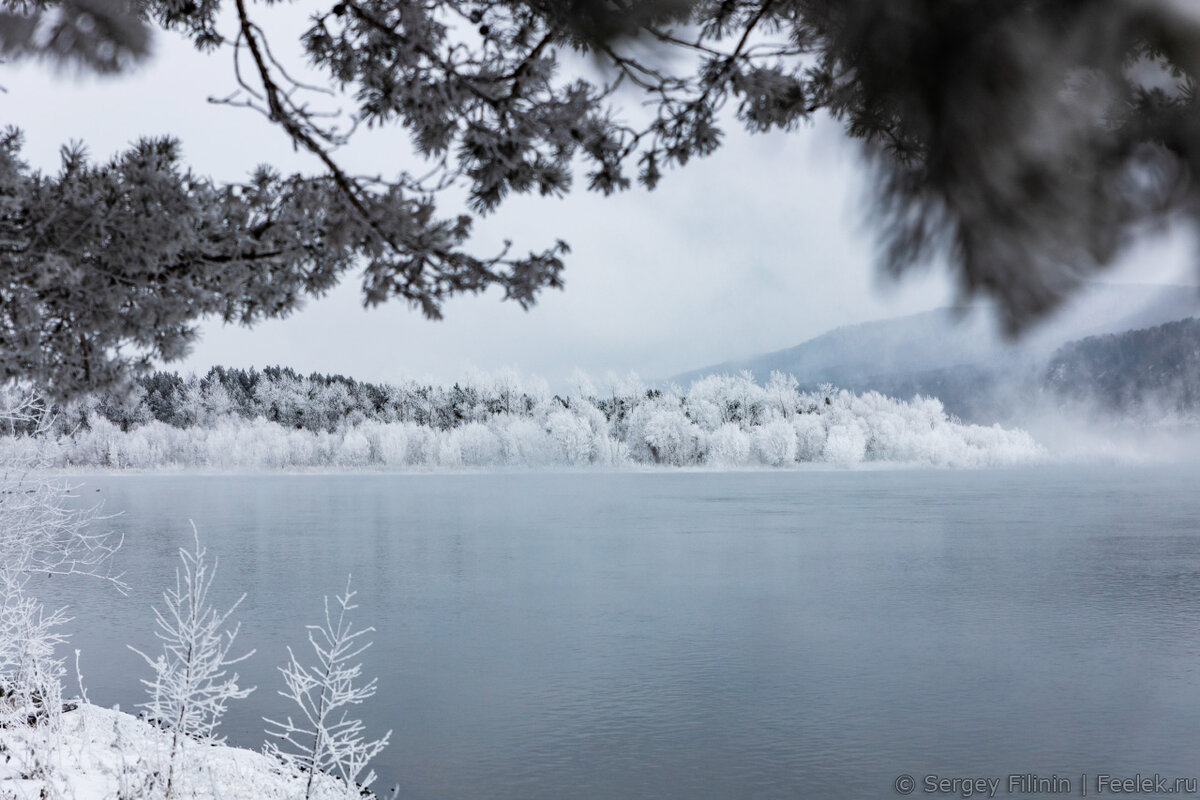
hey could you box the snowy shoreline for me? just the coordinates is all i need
[25,460,1038,479]
[0,702,374,800]
[4,388,1046,471]
[0,371,1054,469]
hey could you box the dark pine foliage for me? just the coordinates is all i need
[63,366,560,434]
[7,1,1200,397]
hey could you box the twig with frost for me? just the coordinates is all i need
[73,649,91,707]
[264,577,391,800]
[0,390,122,565]
[130,521,255,798]
[0,386,118,737]
[0,387,124,600]
[0,387,120,800]
[0,578,69,725]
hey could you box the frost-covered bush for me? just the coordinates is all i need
[130,526,254,797]
[337,429,371,467]
[685,372,767,428]
[792,414,827,461]
[359,421,410,466]
[0,389,120,783]
[706,423,751,466]
[752,419,798,466]
[493,417,551,466]
[440,422,503,467]
[625,397,705,466]
[680,380,729,431]
[823,423,868,465]
[545,409,594,465]
[264,579,391,800]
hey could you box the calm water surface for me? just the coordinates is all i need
[42,466,1200,798]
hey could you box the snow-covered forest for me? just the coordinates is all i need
[0,367,1042,469]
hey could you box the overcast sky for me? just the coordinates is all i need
[7,15,1196,387]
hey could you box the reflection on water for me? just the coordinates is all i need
[42,466,1200,799]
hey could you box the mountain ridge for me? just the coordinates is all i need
[672,283,1200,389]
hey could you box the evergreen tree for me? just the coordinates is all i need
[6,1,1200,397]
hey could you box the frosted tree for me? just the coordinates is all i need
[201,379,238,423]
[130,523,254,797]
[174,376,207,428]
[255,371,309,429]
[764,371,801,420]
[264,578,391,800]
[492,368,530,417]
[0,578,69,729]
[0,387,121,727]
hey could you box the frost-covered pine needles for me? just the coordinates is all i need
[265,578,391,800]
[130,522,254,797]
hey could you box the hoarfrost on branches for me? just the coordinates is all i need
[129,522,255,797]
[0,386,120,729]
[3,368,1045,469]
[264,577,391,800]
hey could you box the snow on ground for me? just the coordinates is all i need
[0,702,361,800]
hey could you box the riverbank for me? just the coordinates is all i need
[0,701,368,800]
[1,383,1047,470]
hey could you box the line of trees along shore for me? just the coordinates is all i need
[0,368,1041,469]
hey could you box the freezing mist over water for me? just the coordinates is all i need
[45,466,1200,799]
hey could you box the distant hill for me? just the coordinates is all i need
[1045,317,1200,413]
[672,307,1002,388]
[672,283,1200,422]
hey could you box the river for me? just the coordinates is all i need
[42,466,1200,798]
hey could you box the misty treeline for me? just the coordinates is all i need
[1045,317,1200,414]
[896,316,1200,424]
[0,368,1041,468]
